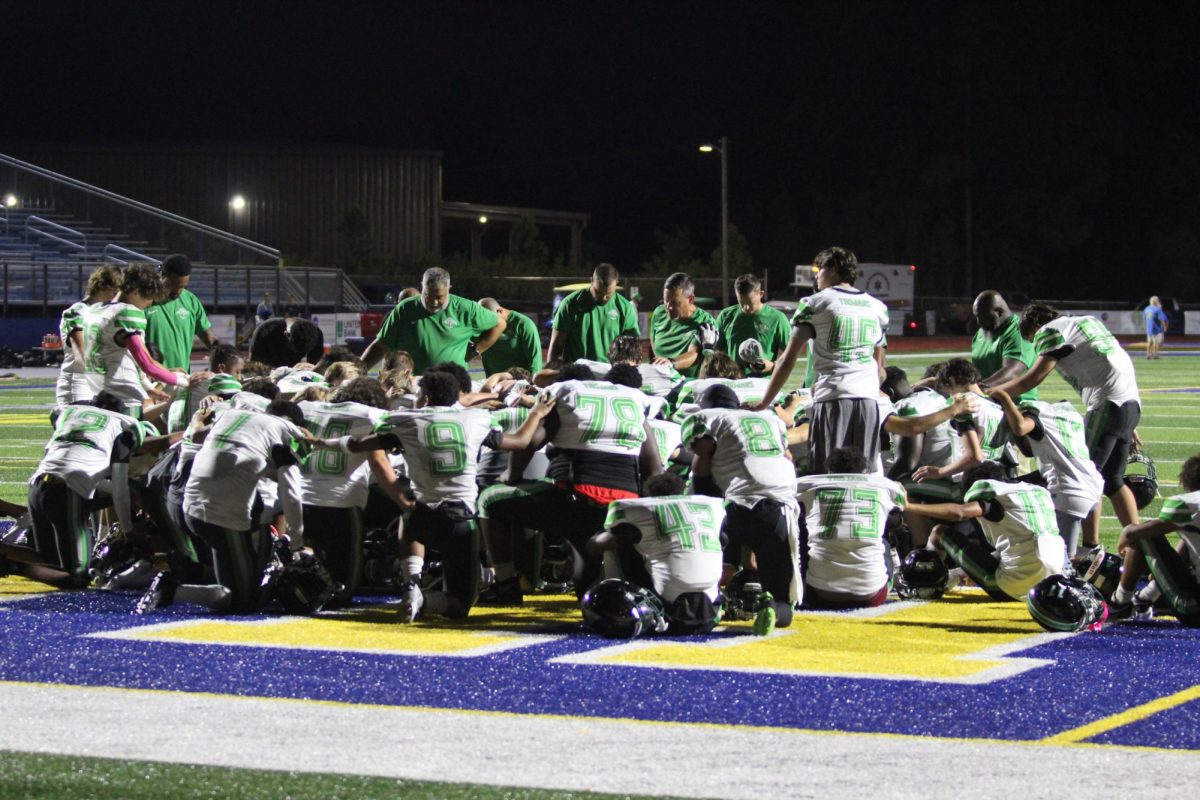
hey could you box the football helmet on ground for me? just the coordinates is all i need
[1027,574,1108,632]
[581,579,667,639]
[894,549,950,600]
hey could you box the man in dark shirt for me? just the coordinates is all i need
[248,317,324,367]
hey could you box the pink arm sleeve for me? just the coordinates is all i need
[126,334,186,386]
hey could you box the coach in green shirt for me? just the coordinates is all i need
[715,273,790,377]
[144,254,218,371]
[479,298,543,375]
[971,290,1037,401]
[547,263,639,365]
[362,267,505,374]
[650,272,717,379]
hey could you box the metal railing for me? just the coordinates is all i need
[0,151,280,264]
[103,243,160,265]
[25,215,86,253]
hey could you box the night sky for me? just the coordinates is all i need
[6,1,1199,300]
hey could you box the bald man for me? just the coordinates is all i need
[971,290,1037,402]
[479,298,543,376]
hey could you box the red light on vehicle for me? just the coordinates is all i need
[908,320,917,329]
[909,264,917,272]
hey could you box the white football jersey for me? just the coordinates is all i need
[34,405,145,498]
[951,392,1010,461]
[672,377,771,422]
[894,389,959,470]
[1033,316,1140,410]
[374,406,499,512]
[545,380,649,456]
[183,410,310,532]
[55,300,89,407]
[682,408,795,507]
[478,406,530,483]
[963,480,1067,597]
[298,400,385,508]
[1159,491,1200,575]
[604,495,725,602]
[796,473,905,595]
[1020,401,1103,507]
[791,287,888,401]
[77,301,150,405]
[646,418,683,465]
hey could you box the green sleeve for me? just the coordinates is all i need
[603,501,627,530]
[963,481,997,504]
[619,296,640,336]
[792,299,814,326]
[648,306,665,349]
[190,292,212,334]
[518,314,543,372]
[998,323,1031,363]
[552,294,575,331]
[1160,498,1193,524]
[714,307,735,352]
[116,307,148,334]
[1033,327,1065,356]
[375,307,406,350]
[465,299,500,335]
[769,308,791,356]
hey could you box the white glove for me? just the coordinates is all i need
[697,322,719,353]
[737,338,766,368]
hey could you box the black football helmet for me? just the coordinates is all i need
[894,549,950,600]
[1074,545,1123,600]
[1125,450,1159,510]
[581,579,667,639]
[1027,574,1108,632]
[273,552,335,614]
[723,569,764,621]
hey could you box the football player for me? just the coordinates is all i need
[586,471,727,635]
[55,264,121,408]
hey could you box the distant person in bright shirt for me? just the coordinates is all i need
[715,273,790,378]
[649,272,718,380]
[256,292,275,322]
[144,254,219,371]
[1143,296,1169,360]
[478,297,543,375]
[547,263,639,365]
[970,290,1037,401]
[361,267,505,374]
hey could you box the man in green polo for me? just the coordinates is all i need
[361,267,505,374]
[971,290,1037,401]
[547,263,639,365]
[649,272,718,379]
[715,273,790,377]
[479,297,543,375]
[144,254,219,371]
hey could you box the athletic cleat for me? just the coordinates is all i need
[398,580,424,623]
[476,576,524,606]
[134,570,179,615]
[1131,592,1155,622]
[1105,599,1134,622]
[752,591,776,636]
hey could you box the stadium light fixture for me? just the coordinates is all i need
[229,195,247,212]
[698,137,730,305]
[3,193,17,208]
[478,215,488,224]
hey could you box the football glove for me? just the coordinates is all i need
[697,322,719,355]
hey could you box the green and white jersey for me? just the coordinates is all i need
[575,358,612,379]
[77,301,150,405]
[605,494,725,602]
[963,480,1067,597]
[682,408,795,507]
[1032,316,1140,410]
[574,359,684,402]
[298,400,386,509]
[796,473,905,595]
[951,393,1009,461]
[1019,400,1103,506]
[374,406,500,512]
[672,377,770,422]
[55,300,89,407]
[646,418,682,465]
[791,287,888,402]
[229,392,272,414]
[1159,491,1200,574]
[33,405,144,498]
[478,406,530,483]
[894,389,959,498]
[545,380,649,456]
[183,411,310,532]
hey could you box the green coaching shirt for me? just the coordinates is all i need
[649,305,716,379]
[376,294,500,374]
[971,314,1038,401]
[144,289,211,371]
[715,303,790,376]
[551,289,639,364]
[481,309,544,376]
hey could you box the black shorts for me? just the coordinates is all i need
[1084,400,1141,496]
[406,501,480,614]
[186,514,272,614]
[26,475,94,586]
[303,505,365,600]
[725,498,798,626]
[613,541,720,635]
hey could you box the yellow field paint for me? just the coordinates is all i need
[1043,684,1200,744]
[0,414,51,426]
[555,592,1062,684]
[0,575,59,601]
[90,595,582,658]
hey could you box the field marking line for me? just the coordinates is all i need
[1042,683,1200,744]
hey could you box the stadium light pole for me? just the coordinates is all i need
[699,137,729,306]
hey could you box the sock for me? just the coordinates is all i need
[1113,585,1133,605]
[493,562,517,582]
[401,556,424,582]
[1136,581,1161,603]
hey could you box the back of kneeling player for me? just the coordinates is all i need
[585,472,726,636]
[907,461,1067,601]
[797,448,906,609]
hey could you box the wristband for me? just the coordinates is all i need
[335,435,355,454]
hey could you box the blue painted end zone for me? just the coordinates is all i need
[1090,698,1200,750]
[4,590,1200,749]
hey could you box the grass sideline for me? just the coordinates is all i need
[0,750,669,800]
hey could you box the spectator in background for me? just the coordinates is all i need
[257,292,275,322]
[478,297,543,375]
[715,273,790,377]
[971,290,1037,400]
[248,316,325,368]
[1144,295,1169,360]
[360,267,505,374]
[144,254,219,372]
[284,293,302,318]
[547,263,639,365]
[649,272,717,379]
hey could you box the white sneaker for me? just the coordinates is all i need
[398,580,424,623]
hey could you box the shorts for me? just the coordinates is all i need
[26,474,94,586]
[303,504,365,600]
[807,397,881,475]
[406,501,480,614]
[1147,333,1164,345]
[186,514,272,613]
[1084,400,1141,496]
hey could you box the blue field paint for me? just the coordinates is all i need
[3,590,1200,748]
[1092,698,1200,750]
